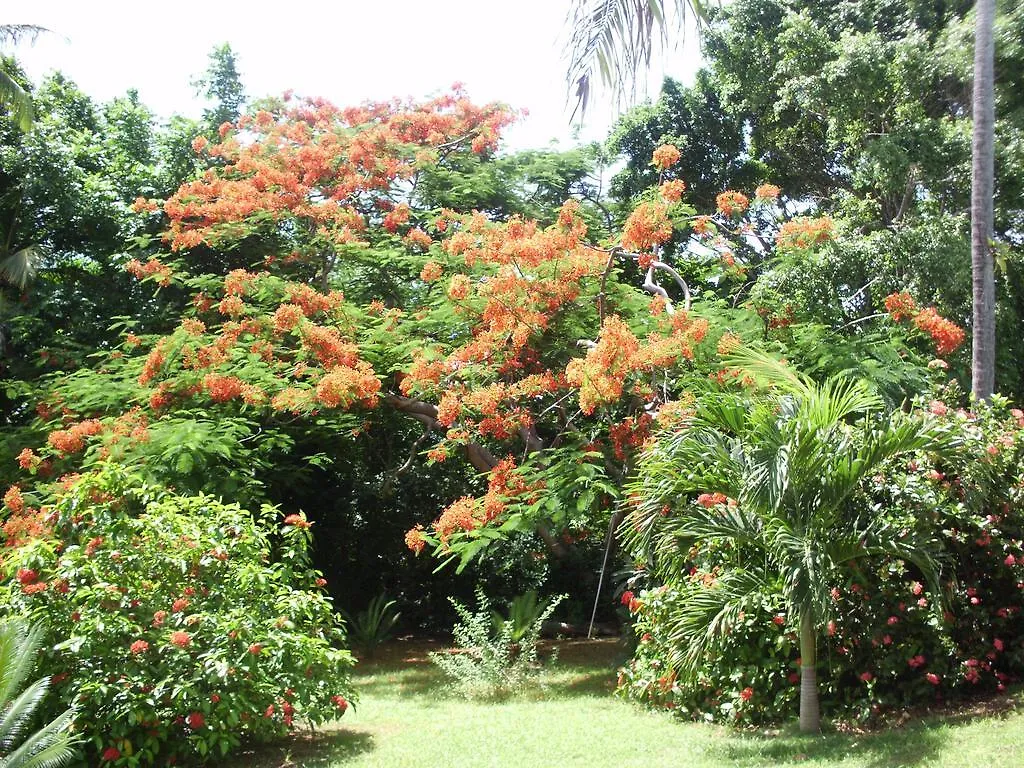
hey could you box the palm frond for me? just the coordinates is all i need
[0,71,32,132]
[0,679,50,753]
[564,0,712,120]
[0,26,48,47]
[662,567,772,674]
[0,245,42,290]
[0,621,44,711]
[0,707,78,768]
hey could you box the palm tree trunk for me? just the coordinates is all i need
[971,0,996,400]
[799,611,820,733]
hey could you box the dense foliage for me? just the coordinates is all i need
[1,468,353,765]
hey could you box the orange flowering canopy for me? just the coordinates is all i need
[6,88,967,568]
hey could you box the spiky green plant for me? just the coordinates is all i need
[0,619,78,768]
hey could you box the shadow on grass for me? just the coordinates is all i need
[230,729,375,768]
[710,708,1022,768]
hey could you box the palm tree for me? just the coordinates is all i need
[0,619,79,768]
[0,25,47,131]
[623,349,953,733]
[564,0,713,119]
[970,0,996,400]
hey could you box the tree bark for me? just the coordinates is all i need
[798,611,820,734]
[971,0,996,400]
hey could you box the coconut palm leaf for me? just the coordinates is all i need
[0,245,42,290]
[564,0,713,119]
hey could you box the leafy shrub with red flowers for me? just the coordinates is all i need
[0,467,354,766]
[618,392,1024,725]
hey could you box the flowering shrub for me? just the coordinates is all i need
[0,468,354,766]
[618,393,1024,725]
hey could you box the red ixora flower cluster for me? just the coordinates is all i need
[883,292,965,356]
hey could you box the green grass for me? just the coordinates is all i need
[230,639,1024,768]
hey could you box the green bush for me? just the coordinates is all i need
[0,467,355,766]
[431,588,563,699]
[618,393,1024,725]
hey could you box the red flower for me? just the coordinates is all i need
[283,513,310,529]
[102,747,121,761]
[16,568,38,585]
[248,643,263,655]
[331,695,349,712]
[169,630,191,649]
[859,672,873,682]
[172,598,190,613]
[130,640,149,655]
[186,712,205,730]
[739,686,754,701]
[210,693,221,704]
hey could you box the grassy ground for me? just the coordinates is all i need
[230,638,1024,768]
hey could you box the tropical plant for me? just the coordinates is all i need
[0,618,78,768]
[622,348,955,732]
[492,590,556,643]
[564,0,712,118]
[431,588,564,699]
[344,594,401,658]
[0,25,46,131]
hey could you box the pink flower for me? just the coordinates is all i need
[130,640,149,655]
[994,638,1004,652]
[887,616,899,626]
[926,672,941,685]
[1006,554,1017,567]
[859,672,873,682]
[911,581,923,595]
[909,655,926,669]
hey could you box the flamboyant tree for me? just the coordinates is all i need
[5,87,965,578]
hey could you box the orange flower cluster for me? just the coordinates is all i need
[405,524,427,554]
[716,191,749,217]
[566,317,640,415]
[883,292,918,322]
[125,258,173,287]
[652,144,681,170]
[161,88,514,255]
[884,293,965,356]
[609,415,653,461]
[203,373,245,403]
[914,308,966,356]
[775,217,834,251]
[659,180,686,202]
[754,184,781,201]
[621,202,672,257]
[420,261,443,282]
[47,419,104,456]
[314,363,381,409]
[285,283,344,318]
[406,228,433,250]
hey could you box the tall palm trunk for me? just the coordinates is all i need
[799,611,820,733]
[971,0,996,399]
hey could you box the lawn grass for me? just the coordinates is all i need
[230,638,1024,768]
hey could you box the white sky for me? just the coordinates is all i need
[7,0,703,151]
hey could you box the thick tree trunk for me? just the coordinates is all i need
[798,611,820,734]
[971,0,996,400]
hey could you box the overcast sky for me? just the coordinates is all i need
[8,0,703,151]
